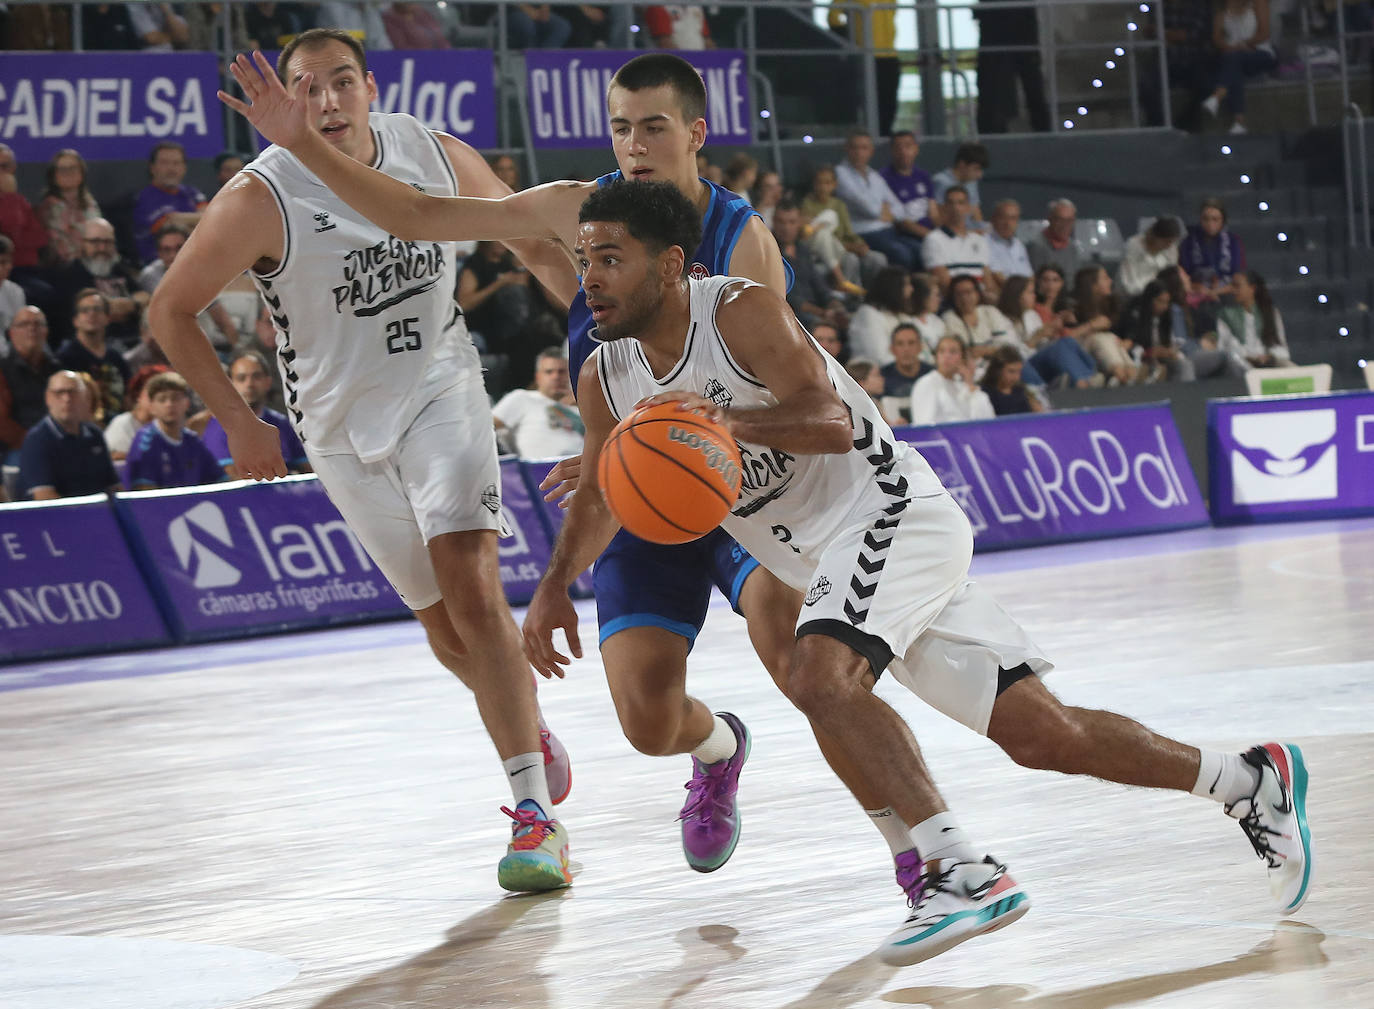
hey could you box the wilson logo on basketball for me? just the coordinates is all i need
[668,425,742,491]
[689,262,711,281]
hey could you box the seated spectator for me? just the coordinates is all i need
[124,371,224,489]
[247,302,289,416]
[128,1,189,50]
[382,2,450,47]
[812,321,846,362]
[57,289,131,422]
[489,154,522,192]
[922,186,990,297]
[980,345,1043,415]
[244,2,312,49]
[847,267,917,366]
[996,275,1100,388]
[316,1,390,49]
[0,143,54,313]
[0,236,25,334]
[752,170,784,230]
[1026,198,1084,279]
[880,323,929,412]
[124,314,174,375]
[80,3,142,50]
[458,241,561,393]
[1032,263,1072,326]
[1116,281,1196,382]
[932,142,990,229]
[1155,264,1241,379]
[910,334,995,425]
[773,200,849,334]
[1179,197,1246,302]
[104,363,167,460]
[1216,271,1292,370]
[1070,266,1138,385]
[212,152,248,195]
[1119,216,1183,297]
[34,149,102,267]
[722,155,758,204]
[800,165,885,291]
[879,131,938,248]
[0,308,58,453]
[985,199,1032,298]
[909,272,945,362]
[696,153,724,186]
[507,4,573,48]
[51,217,146,348]
[18,371,120,500]
[133,141,207,265]
[845,358,901,426]
[201,350,309,477]
[185,2,252,53]
[137,224,236,349]
[940,274,1010,365]
[645,4,711,49]
[1201,0,1276,134]
[835,130,922,269]
[493,348,585,459]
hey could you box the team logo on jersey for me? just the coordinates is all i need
[703,378,733,410]
[804,576,832,606]
[480,483,501,514]
[312,210,336,233]
[409,183,427,193]
[689,262,711,281]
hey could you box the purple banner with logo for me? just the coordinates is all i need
[0,52,223,161]
[115,477,407,641]
[1207,391,1374,524]
[517,458,593,599]
[525,49,751,148]
[498,457,555,605]
[0,495,169,663]
[894,404,1208,550]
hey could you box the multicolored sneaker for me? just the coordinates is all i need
[539,717,572,806]
[1229,742,1313,914]
[497,801,571,893]
[879,852,1030,966]
[679,712,751,873]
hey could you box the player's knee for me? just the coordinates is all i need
[783,661,849,718]
[617,707,680,757]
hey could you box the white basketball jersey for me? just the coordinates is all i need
[245,112,477,462]
[594,276,947,587]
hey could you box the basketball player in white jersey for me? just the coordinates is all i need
[562,181,1311,964]
[148,29,579,893]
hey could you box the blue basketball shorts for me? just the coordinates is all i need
[593,527,760,648]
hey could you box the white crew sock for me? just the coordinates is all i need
[866,807,915,858]
[909,812,981,865]
[1192,749,1260,806]
[503,751,553,817]
[691,714,738,764]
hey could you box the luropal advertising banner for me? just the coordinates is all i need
[893,404,1208,550]
[0,52,224,161]
[524,49,752,148]
[115,476,407,641]
[0,495,169,662]
[498,457,554,606]
[1207,390,1374,524]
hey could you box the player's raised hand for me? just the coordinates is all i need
[217,50,313,151]
[227,415,289,482]
[523,581,581,679]
[539,455,581,509]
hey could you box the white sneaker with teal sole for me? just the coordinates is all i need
[1229,742,1313,914]
[879,854,1030,967]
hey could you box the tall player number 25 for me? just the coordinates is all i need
[385,317,423,355]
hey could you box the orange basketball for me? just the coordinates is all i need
[597,402,743,544]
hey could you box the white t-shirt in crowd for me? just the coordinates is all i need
[909,370,996,426]
[922,227,989,281]
[492,388,586,459]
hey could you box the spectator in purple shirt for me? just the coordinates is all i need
[200,350,309,478]
[124,371,223,489]
[1179,197,1246,302]
[879,131,938,244]
[132,141,207,265]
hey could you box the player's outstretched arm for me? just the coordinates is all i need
[219,51,553,245]
[523,354,621,677]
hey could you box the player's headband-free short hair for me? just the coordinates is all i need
[578,180,703,276]
[277,28,369,85]
[608,53,707,125]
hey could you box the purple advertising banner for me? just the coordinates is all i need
[525,49,751,148]
[0,52,224,161]
[0,495,169,663]
[517,458,593,599]
[894,404,1208,550]
[1208,391,1374,524]
[498,458,554,605]
[116,476,408,641]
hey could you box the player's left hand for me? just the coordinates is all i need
[522,581,580,679]
[538,455,581,509]
[218,50,313,152]
[636,392,726,427]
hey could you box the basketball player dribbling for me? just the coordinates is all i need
[149,29,579,893]
[219,47,901,879]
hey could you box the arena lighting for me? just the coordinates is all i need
[803,134,814,144]
[1258,201,1270,211]
[759,109,771,119]
[1092,78,1104,88]
[1115,47,1125,56]
[1105,60,1117,69]
[1277,232,1289,241]
[1127,22,1139,31]
[1078,106,1088,115]
[1318,294,1329,304]
[1344,329,1353,339]
[1064,120,1076,129]
[1299,265,1310,275]
[1240,174,1251,183]
[1140,3,1150,10]
[630,24,640,33]
[1221,144,1232,154]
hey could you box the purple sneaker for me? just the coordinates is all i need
[679,712,751,873]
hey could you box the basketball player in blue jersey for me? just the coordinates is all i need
[220,48,902,878]
[153,30,582,894]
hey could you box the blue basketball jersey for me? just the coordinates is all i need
[568,171,793,394]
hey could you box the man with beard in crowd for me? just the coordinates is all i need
[51,217,147,348]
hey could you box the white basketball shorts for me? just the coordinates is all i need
[796,489,1053,735]
[307,383,503,610]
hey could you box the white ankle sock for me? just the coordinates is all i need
[866,807,915,858]
[1192,749,1260,806]
[909,812,980,865]
[503,751,553,817]
[691,714,737,764]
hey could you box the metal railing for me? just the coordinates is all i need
[1343,103,1371,249]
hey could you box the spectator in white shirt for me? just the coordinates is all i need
[940,274,1011,365]
[1215,271,1292,370]
[910,272,946,362]
[922,186,990,296]
[492,348,585,459]
[834,130,922,269]
[985,199,1032,301]
[1118,216,1183,297]
[910,334,996,425]
[846,266,917,366]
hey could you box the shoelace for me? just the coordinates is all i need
[679,761,732,822]
[1233,799,1286,868]
[501,804,555,851]
[539,728,553,766]
[895,852,925,906]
